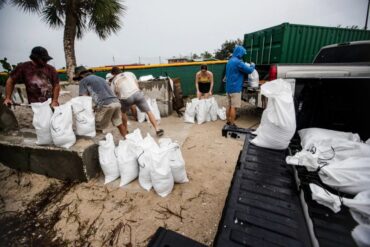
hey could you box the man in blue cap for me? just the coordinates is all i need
[225,45,255,127]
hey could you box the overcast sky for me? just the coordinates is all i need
[0,0,368,69]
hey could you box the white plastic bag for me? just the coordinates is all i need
[310,184,370,225]
[287,150,370,195]
[246,63,259,88]
[150,150,174,197]
[251,79,296,150]
[159,138,189,183]
[98,133,120,184]
[71,96,96,137]
[50,102,76,148]
[145,98,160,123]
[116,139,139,186]
[196,99,207,124]
[31,98,53,145]
[206,97,218,122]
[299,128,361,150]
[352,225,370,247]
[137,133,159,191]
[184,99,199,124]
[217,107,227,120]
[137,107,146,123]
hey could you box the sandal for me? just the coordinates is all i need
[156,129,164,137]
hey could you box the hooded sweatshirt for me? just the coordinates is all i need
[225,46,255,93]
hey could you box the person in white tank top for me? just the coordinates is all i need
[110,67,164,137]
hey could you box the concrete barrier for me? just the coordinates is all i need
[0,130,100,181]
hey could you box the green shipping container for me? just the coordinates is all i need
[243,23,370,65]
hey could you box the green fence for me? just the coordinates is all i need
[58,61,227,97]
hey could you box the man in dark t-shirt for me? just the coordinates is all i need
[3,46,60,107]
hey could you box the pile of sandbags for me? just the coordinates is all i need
[31,96,96,149]
[97,129,189,197]
[286,127,370,246]
[184,97,226,124]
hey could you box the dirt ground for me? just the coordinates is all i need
[0,95,260,246]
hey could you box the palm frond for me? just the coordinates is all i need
[10,0,43,13]
[87,0,125,39]
[0,0,7,9]
[41,1,64,28]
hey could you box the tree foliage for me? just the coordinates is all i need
[214,39,242,60]
[2,0,126,81]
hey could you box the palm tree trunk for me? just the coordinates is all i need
[63,0,77,82]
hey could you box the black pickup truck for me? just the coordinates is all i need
[216,41,370,247]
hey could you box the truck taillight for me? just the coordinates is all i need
[269,65,277,81]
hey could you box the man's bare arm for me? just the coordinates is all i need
[3,77,15,105]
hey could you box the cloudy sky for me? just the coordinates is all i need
[0,0,368,69]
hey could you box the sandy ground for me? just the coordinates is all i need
[0,95,260,246]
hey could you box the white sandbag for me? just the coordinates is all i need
[50,102,76,148]
[116,139,139,186]
[184,102,195,123]
[184,99,199,124]
[251,79,296,150]
[150,150,174,197]
[287,151,370,194]
[31,98,53,145]
[137,133,160,191]
[217,107,227,120]
[145,98,161,123]
[352,225,370,247]
[196,99,208,124]
[299,128,361,150]
[139,75,154,81]
[310,184,370,225]
[159,138,189,183]
[205,99,212,122]
[208,97,218,121]
[137,107,146,123]
[304,139,370,163]
[246,62,259,88]
[98,133,120,184]
[70,96,96,137]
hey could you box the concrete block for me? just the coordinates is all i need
[0,130,100,181]
[139,79,173,117]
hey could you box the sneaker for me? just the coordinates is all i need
[156,129,164,137]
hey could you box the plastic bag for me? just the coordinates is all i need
[196,99,207,124]
[137,133,159,191]
[137,107,146,123]
[150,150,174,197]
[352,225,370,247]
[299,128,361,150]
[159,138,189,183]
[71,96,96,137]
[246,63,259,88]
[184,99,199,124]
[116,139,139,186]
[98,133,120,184]
[217,107,227,120]
[147,98,161,123]
[310,184,370,225]
[207,97,218,122]
[31,98,53,145]
[287,150,370,194]
[251,79,296,149]
[50,102,76,148]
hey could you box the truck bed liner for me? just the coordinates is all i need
[214,133,312,247]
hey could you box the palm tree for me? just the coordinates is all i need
[3,0,125,81]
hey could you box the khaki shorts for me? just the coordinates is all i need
[95,102,122,130]
[227,93,242,108]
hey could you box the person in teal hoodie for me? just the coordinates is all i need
[225,45,255,127]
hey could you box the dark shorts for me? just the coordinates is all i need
[120,91,150,113]
[198,83,210,94]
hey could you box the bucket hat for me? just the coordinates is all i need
[73,66,93,81]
